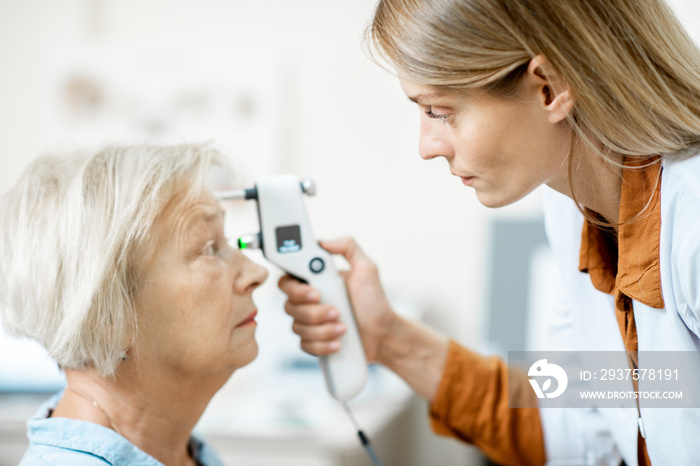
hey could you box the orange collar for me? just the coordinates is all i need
[578,158,665,309]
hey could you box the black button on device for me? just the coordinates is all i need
[309,257,325,274]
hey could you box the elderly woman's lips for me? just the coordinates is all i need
[235,311,258,328]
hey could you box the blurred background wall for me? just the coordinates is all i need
[1,1,699,465]
[0,2,501,464]
[0,0,502,346]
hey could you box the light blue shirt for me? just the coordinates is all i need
[19,391,225,465]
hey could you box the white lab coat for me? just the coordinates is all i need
[539,151,700,466]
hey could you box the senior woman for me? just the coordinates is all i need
[0,144,268,465]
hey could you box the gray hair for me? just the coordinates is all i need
[0,144,230,376]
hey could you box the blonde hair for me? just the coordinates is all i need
[0,144,229,376]
[367,0,700,161]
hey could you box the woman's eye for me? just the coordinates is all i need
[426,107,449,120]
[202,241,217,256]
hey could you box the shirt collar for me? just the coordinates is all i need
[26,390,222,466]
[28,392,162,465]
[578,157,665,309]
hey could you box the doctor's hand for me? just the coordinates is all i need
[278,237,397,363]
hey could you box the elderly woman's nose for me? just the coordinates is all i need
[236,254,269,293]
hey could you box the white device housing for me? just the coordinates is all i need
[255,175,368,402]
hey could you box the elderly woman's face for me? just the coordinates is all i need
[133,187,268,377]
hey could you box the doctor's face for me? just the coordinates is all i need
[400,78,571,207]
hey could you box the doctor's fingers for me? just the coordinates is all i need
[292,321,346,341]
[278,275,321,304]
[300,339,343,357]
[284,301,340,325]
[292,322,346,356]
[319,237,370,269]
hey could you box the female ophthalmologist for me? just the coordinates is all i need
[279,0,700,465]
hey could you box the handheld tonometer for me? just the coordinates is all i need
[216,175,369,403]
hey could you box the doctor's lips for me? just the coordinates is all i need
[452,172,476,186]
[235,310,258,328]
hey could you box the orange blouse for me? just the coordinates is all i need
[428,159,663,465]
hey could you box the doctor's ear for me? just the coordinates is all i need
[527,55,576,124]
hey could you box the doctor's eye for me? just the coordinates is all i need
[426,107,449,120]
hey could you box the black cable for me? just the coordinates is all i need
[341,403,384,466]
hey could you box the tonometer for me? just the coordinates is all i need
[217,175,382,465]
[216,175,369,403]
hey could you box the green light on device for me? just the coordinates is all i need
[237,234,260,250]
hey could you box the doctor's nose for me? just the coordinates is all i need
[418,124,454,161]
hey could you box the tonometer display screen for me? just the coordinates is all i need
[276,225,302,253]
